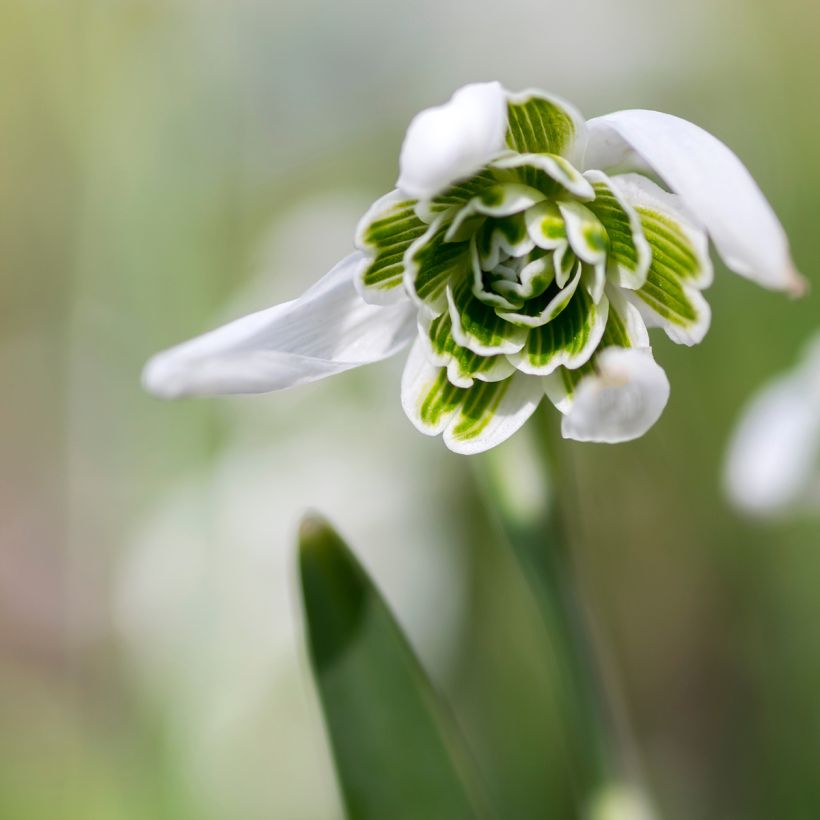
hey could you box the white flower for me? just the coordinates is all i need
[144,82,803,454]
[724,335,820,517]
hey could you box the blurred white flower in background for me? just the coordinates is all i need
[724,334,820,517]
[117,195,469,820]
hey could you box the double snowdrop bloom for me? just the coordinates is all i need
[724,334,820,517]
[144,82,803,454]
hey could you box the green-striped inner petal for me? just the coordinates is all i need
[585,177,649,290]
[447,379,511,442]
[492,153,593,200]
[360,199,428,292]
[406,219,471,309]
[633,206,706,329]
[506,94,578,157]
[417,169,499,222]
[428,313,514,386]
[450,272,527,354]
[513,287,605,373]
[419,368,464,429]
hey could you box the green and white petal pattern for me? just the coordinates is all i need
[505,89,587,166]
[583,170,651,290]
[613,173,712,345]
[585,109,805,294]
[402,339,542,453]
[543,286,648,413]
[422,312,515,388]
[491,153,594,200]
[145,81,802,454]
[355,190,427,304]
[404,215,472,312]
[443,372,543,455]
[448,272,528,355]
[508,286,609,375]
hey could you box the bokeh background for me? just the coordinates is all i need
[2,0,819,818]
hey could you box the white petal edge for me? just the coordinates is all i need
[143,252,416,398]
[585,109,805,295]
[557,347,670,443]
[397,82,508,201]
[443,372,543,455]
[723,344,820,517]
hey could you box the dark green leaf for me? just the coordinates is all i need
[298,514,492,820]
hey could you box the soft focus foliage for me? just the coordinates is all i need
[2,0,819,819]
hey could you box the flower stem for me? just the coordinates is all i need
[475,405,653,817]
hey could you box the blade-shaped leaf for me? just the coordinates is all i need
[298,514,492,820]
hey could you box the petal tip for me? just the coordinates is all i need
[785,264,809,299]
[141,352,188,400]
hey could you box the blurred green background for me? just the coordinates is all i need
[2,0,819,818]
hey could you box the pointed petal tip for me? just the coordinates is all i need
[785,264,809,299]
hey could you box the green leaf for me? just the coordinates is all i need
[299,515,491,820]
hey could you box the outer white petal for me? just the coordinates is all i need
[143,253,416,398]
[397,82,508,200]
[560,348,670,443]
[585,109,806,295]
[723,350,820,517]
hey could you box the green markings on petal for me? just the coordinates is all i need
[448,270,528,355]
[584,170,650,291]
[543,286,649,413]
[497,262,581,328]
[557,200,609,266]
[600,284,649,349]
[508,287,609,375]
[355,191,427,301]
[630,204,711,345]
[404,215,471,312]
[402,339,539,453]
[491,153,594,200]
[415,168,499,223]
[443,372,543,455]
[402,341,464,435]
[611,172,713,345]
[525,201,567,250]
[425,312,515,388]
[505,92,580,159]
[445,379,511,443]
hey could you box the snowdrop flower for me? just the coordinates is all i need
[144,82,803,453]
[724,335,820,517]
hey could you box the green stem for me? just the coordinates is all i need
[475,406,644,816]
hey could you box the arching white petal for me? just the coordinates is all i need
[558,347,670,443]
[143,253,416,398]
[724,350,820,517]
[397,82,508,201]
[585,109,805,294]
